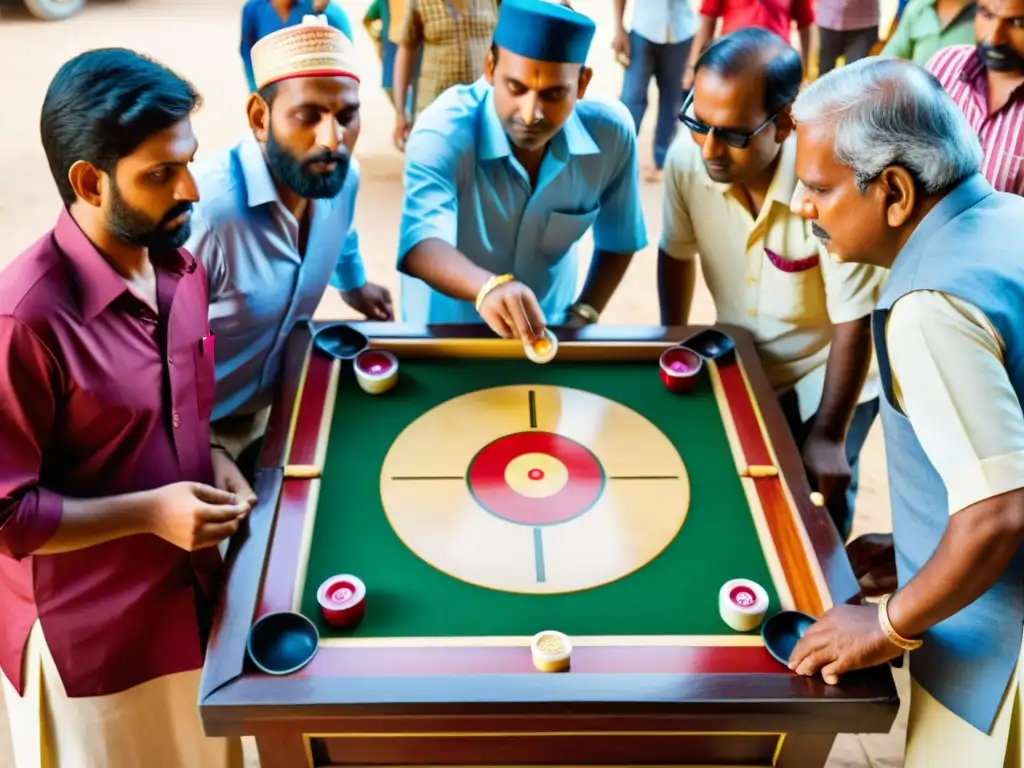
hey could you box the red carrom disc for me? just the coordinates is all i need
[467,431,604,526]
[317,574,366,628]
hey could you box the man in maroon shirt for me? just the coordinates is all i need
[0,49,254,768]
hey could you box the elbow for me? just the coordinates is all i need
[0,489,63,560]
[952,492,1024,549]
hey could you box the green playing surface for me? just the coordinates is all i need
[299,357,782,638]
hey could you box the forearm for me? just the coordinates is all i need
[400,237,492,302]
[888,492,1024,638]
[799,26,813,65]
[810,316,872,440]
[393,44,416,114]
[576,250,633,314]
[657,250,697,325]
[613,0,626,29]
[687,17,716,69]
[2,490,152,558]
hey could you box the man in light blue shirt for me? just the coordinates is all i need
[240,0,354,92]
[187,16,392,473]
[612,0,696,180]
[397,0,648,340]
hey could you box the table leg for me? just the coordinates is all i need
[255,734,310,768]
[775,733,837,768]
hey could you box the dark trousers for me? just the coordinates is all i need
[619,31,692,170]
[778,391,880,541]
[817,26,878,75]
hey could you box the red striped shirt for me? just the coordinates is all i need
[927,45,1024,195]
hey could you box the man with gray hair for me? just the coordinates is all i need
[786,56,1024,766]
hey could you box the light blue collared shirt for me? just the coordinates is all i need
[185,134,366,420]
[397,78,648,326]
[631,0,696,45]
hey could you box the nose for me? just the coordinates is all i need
[315,117,341,151]
[701,130,725,160]
[789,181,816,219]
[988,19,1009,45]
[518,94,542,126]
[177,168,200,203]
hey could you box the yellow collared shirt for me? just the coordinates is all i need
[660,134,886,422]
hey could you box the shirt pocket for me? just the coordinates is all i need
[192,334,216,424]
[758,247,829,323]
[540,208,600,261]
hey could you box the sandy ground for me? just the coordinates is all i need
[0,0,905,764]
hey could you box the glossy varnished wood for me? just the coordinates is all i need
[199,322,897,768]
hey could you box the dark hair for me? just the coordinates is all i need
[259,81,280,105]
[40,48,201,206]
[694,27,802,117]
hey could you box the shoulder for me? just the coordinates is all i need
[190,144,249,229]
[0,234,76,358]
[925,45,974,80]
[574,96,638,151]
[889,290,1000,351]
[406,82,481,159]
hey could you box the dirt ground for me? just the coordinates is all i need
[0,0,906,764]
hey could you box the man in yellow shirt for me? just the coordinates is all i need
[659,27,886,540]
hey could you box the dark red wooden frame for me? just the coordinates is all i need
[199,322,898,768]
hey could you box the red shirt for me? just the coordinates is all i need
[699,0,815,39]
[0,209,221,698]
[928,45,1024,195]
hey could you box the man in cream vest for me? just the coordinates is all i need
[786,57,1024,766]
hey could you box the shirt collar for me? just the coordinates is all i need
[54,208,193,322]
[958,47,988,86]
[477,83,600,161]
[240,132,282,209]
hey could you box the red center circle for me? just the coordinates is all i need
[730,586,757,608]
[467,431,604,526]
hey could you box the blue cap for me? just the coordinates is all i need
[492,0,596,64]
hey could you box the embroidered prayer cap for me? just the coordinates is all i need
[492,0,596,65]
[250,14,360,92]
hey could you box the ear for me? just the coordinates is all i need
[68,160,104,208]
[484,49,496,85]
[878,166,916,227]
[773,105,795,144]
[577,66,593,98]
[247,92,271,141]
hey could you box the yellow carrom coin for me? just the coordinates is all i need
[379,385,691,594]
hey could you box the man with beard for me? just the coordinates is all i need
[0,48,253,768]
[397,0,646,341]
[927,0,1024,194]
[658,28,887,542]
[786,56,1024,766]
[186,15,392,473]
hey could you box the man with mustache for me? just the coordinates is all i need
[927,0,1024,194]
[658,28,887,542]
[397,0,647,341]
[0,49,252,767]
[787,56,1024,767]
[185,15,393,474]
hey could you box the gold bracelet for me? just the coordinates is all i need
[878,594,923,651]
[474,273,514,312]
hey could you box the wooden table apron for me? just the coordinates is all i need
[198,323,898,768]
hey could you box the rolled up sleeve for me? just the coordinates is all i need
[0,318,63,559]
[821,249,887,324]
[887,291,1024,515]
[592,115,648,255]
[397,127,461,268]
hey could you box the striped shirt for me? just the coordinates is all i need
[928,45,1024,195]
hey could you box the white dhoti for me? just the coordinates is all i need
[905,627,1024,768]
[1,621,243,768]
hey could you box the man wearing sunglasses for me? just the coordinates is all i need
[658,27,887,542]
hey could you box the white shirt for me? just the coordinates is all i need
[630,0,697,45]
